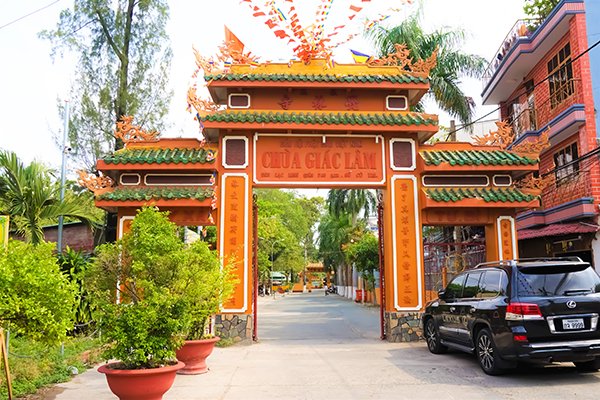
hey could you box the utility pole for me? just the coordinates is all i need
[57,100,69,253]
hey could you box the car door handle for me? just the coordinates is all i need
[449,307,456,312]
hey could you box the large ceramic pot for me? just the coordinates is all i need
[175,337,220,375]
[98,361,184,400]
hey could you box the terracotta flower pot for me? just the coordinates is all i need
[98,361,184,400]
[175,337,220,375]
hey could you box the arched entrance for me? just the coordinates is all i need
[84,59,539,342]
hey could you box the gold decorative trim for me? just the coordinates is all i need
[368,44,438,77]
[77,170,115,196]
[114,116,159,143]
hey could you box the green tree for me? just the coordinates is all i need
[0,151,100,244]
[40,0,173,170]
[327,189,376,225]
[346,233,379,304]
[524,0,560,21]
[0,240,77,343]
[368,11,486,126]
[255,190,323,285]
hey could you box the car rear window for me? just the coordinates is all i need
[516,264,600,297]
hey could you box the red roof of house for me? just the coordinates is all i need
[518,222,599,240]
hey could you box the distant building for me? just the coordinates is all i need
[481,0,600,266]
[42,221,97,253]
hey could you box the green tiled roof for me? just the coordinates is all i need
[97,187,214,202]
[201,111,437,126]
[420,150,537,166]
[103,148,215,165]
[204,73,428,84]
[424,188,535,203]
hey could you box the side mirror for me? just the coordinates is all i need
[438,290,446,300]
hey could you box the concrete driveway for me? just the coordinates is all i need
[45,291,600,400]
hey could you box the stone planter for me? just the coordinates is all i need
[175,337,220,375]
[98,361,184,400]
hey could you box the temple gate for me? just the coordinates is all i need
[84,57,540,342]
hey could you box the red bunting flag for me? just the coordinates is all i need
[349,5,362,12]
[253,11,266,17]
[265,19,276,29]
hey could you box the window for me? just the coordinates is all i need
[445,274,466,300]
[553,142,579,183]
[386,95,408,110]
[547,43,574,108]
[517,264,600,297]
[478,270,507,298]
[228,93,250,109]
[462,272,482,298]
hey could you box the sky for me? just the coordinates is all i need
[0,0,526,175]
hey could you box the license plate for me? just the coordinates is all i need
[562,318,585,330]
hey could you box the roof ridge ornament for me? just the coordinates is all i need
[367,44,438,77]
[474,120,550,158]
[77,170,115,196]
[114,116,159,144]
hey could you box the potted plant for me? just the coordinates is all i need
[174,240,234,375]
[87,207,188,400]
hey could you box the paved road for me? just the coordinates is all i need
[45,291,600,400]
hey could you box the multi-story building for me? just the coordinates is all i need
[481,0,600,266]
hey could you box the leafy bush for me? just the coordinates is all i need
[175,241,234,340]
[0,240,77,343]
[57,247,94,334]
[0,336,101,399]
[87,206,233,368]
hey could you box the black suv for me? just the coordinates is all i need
[422,257,600,375]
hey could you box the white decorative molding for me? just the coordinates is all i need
[497,216,517,260]
[493,174,513,187]
[143,173,213,186]
[118,216,134,240]
[119,173,141,186]
[389,138,416,172]
[385,95,408,111]
[227,93,251,109]
[390,175,423,311]
[219,173,249,313]
[421,174,490,187]
[222,136,249,169]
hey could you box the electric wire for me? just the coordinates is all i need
[0,1,61,31]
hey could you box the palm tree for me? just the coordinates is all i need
[327,189,376,225]
[317,212,352,288]
[0,150,99,244]
[367,11,486,126]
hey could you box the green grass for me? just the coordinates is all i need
[0,336,101,399]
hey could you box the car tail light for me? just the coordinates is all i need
[506,302,544,321]
[513,334,528,342]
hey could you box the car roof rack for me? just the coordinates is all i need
[475,256,585,268]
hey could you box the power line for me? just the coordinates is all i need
[0,0,61,31]
[446,37,600,138]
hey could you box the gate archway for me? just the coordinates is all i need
[85,58,540,342]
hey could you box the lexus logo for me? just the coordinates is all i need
[566,301,577,309]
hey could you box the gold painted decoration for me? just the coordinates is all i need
[515,172,554,195]
[187,86,221,117]
[512,129,550,158]
[114,116,159,144]
[473,121,515,149]
[474,121,550,160]
[77,170,115,196]
[367,44,438,77]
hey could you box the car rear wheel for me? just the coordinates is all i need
[476,328,512,375]
[425,319,447,354]
[574,358,600,373]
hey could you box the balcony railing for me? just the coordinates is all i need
[507,78,582,138]
[482,18,541,90]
